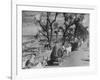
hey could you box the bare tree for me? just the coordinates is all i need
[36,12,58,49]
[61,13,88,45]
[61,13,76,45]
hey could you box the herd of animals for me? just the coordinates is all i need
[23,39,85,69]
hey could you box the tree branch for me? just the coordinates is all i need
[51,13,58,24]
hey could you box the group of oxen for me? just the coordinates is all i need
[47,43,72,66]
[24,40,83,68]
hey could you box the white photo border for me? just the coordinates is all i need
[12,3,97,80]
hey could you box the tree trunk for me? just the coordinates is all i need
[62,32,66,45]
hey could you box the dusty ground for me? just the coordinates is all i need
[59,39,89,67]
[22,37,89,69]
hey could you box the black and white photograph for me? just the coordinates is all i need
[22,11,89,69]
[0,0,99,80]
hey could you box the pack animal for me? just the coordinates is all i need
[62,45,72,56]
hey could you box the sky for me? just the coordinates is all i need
[22,11,89,35]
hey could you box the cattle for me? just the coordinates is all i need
[71,42,78,51]
[62,44,72,56]
[50,45,58,62]
[41,58,48,67]
[25,54,36,68]
[65,46,72,56]
[25,53,50,68]
[35,62,43,68]
[25,59,34,69]
[48,44,64,65]
[29,55,36,63]
[57,48,64,58]
[78,40,83,47]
